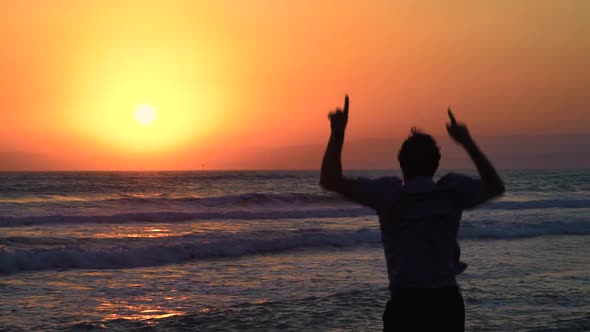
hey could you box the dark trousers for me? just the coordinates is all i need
[382,285,465,332]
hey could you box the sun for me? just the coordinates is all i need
[135,104,157,125]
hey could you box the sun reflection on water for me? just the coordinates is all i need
[113,227,173,238]
[98,299,185,321]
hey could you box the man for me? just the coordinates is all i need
[320,95,504,331]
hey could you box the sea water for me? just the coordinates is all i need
[0,170,589,331]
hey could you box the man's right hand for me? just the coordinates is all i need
[328,95,349,134]
[446,108,505,199]
[446,108,473,146]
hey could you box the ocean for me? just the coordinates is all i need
[0,170,589,331]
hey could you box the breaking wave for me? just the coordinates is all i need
[2,219,589,274]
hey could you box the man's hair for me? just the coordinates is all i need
[398,128,441,178]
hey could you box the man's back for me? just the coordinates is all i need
[357,173,486,289]
[320,96,504,331]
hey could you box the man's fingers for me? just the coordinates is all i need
[343,95,349,117]
[448,108,457,125]
[328,111,341,120]
[328,95,348,121]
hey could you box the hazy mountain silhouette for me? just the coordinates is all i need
[219,135,590,170]
[1,135,589,170]
[0,152,61,171]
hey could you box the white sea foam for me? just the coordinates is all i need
[2,197,589,227]
[0,228,378,274]
[1,219,589,274]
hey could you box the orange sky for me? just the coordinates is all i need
[1,0,589,170]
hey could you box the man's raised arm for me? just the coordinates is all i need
[446,109,505,198]
[319,95,361,198]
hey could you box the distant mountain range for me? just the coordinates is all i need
[216,135,590,170]
[2,135,590,170]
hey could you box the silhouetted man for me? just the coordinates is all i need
[320,96,504,331]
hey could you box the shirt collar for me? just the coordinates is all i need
[403,176,436,192]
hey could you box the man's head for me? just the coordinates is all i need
[398,128,440,179]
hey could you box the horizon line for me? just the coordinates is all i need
[1,167,589,172]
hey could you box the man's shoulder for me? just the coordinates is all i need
[354,176,402,210]
[358,176,402,189]
[437,172,479,187]
[437,172,489,209]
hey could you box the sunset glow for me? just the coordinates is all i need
[1,3,589,328]
[135,105,157,125]
[0,1,589,170]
